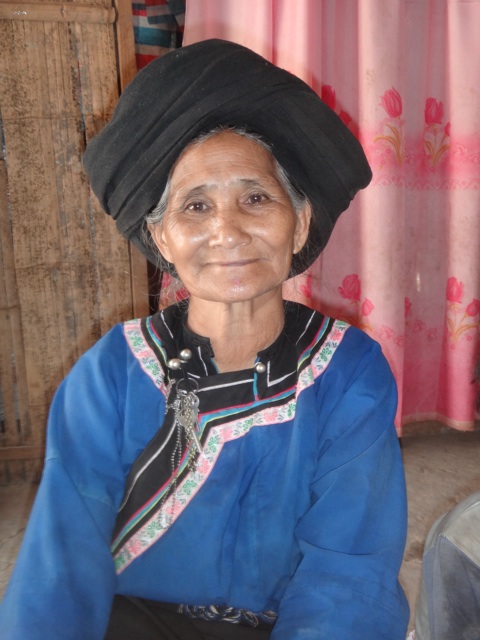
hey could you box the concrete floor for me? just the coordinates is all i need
[399,429,480,630]
[1,429,479,633]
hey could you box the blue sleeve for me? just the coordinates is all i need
[0,326,132,639]
[272,329,410,639]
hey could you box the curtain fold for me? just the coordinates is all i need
[183,0,480,432]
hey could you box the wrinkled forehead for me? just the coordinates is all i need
[164,129,302,213]
[169,130,276,183]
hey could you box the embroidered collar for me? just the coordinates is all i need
[111,302,341,574]
[146,300,324,402]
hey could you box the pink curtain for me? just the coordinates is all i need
[183,0,480,433]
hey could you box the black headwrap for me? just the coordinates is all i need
[84,38,372,274]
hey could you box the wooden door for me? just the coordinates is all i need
[0,0,147,482]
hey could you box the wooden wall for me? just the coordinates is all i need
[0,0,147,483]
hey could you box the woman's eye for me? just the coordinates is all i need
[186,201,207,212]
[246,193,268,205]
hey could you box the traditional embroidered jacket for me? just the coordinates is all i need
[0,302,409,639]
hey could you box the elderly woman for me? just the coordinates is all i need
[0,40,409,639]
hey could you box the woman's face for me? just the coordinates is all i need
[150,131,311,306]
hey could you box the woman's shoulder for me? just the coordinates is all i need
[323,318,393,389]
[75,321,131,365]
[303,310,398,458]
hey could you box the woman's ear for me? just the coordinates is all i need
[148,222,173,264]
[293,202,313,255]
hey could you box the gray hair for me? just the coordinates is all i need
[144,126,310,274]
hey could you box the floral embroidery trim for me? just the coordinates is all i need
[123,319,168,395]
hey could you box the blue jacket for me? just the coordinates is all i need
[0,303,409,638]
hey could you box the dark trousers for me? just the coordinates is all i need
[105,596,273,640]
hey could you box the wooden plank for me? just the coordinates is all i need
[76,14,118,139]
[4,113,103,439]
[77,17,135,332]
[0,156,20,447]
[113,0,136,87]
[3,106,71,429]
[0,163,29,478]
[0,446,44,462]
[112,0,149,318]
[129,244,150,317]
[0,107,30,455]
[0,2,116,24]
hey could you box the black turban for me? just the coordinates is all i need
[83,38,372,274]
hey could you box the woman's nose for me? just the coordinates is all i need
[208,207,251,249]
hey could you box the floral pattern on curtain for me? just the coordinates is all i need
[183,0,480,432]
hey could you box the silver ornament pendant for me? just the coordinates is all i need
[170,378,202,464]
